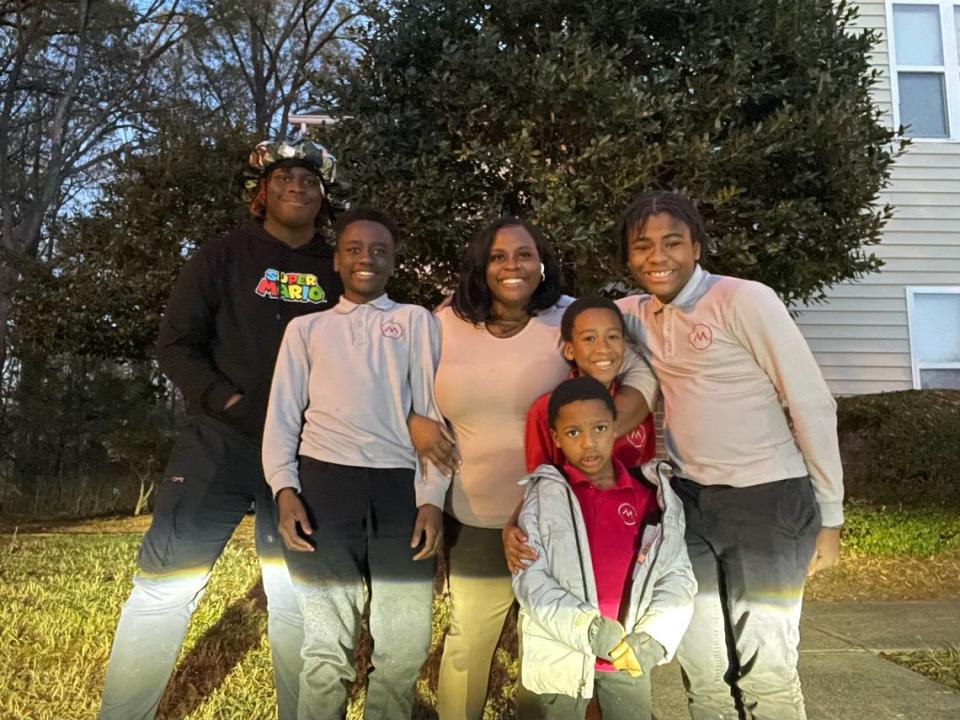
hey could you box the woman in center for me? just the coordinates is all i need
[435,218,655,719]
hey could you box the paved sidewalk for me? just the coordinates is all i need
[651,600,960,720]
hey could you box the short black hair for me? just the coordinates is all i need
[547,376,617,430]
[334,206,401,247]
[617,191,708,263]
[560,295,626,343]
[450,217,563,324]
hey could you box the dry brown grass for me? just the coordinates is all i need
[3,511,959,719]
[806,549,960,601]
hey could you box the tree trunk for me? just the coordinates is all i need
[0,263,18,375]
[134,477,154,516]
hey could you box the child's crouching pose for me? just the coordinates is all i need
[262,207,448,720]
[512,376,696,720]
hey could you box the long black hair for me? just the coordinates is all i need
[451,217,563,324]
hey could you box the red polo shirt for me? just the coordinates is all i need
[564,458,657,671]
[524,380,656,473]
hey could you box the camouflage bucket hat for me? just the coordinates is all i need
[242,138,337,201]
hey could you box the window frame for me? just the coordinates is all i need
[905,285,960,388]
[887,0,960,141]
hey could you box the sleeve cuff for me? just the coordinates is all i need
[268,471,301,500]
[818,501,844,528]
[414,460,450,509]
[588,616,625,660]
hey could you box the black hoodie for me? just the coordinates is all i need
[156,222,343,442]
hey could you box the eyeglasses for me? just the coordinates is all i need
[270,170,324,193]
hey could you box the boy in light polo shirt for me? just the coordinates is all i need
[513,376,695,720]
[262,207,448,719]
[615,191,843,720]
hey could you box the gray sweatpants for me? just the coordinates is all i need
[672,476,821,720]
[537,669,652,719]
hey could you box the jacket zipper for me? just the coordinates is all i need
[562,482,595,697]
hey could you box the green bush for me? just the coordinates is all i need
[842,505,960,556]
[837,390,960,508]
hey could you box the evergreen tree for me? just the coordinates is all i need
[14,120,252,360]
[330,0,898,305]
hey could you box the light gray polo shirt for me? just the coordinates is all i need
[617,266,844,527]
[262,294,448,508]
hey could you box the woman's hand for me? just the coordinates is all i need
[503,525,538,573]
[408,413,461,478]
[502,503,538,572]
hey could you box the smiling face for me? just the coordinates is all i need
[563,308,625,388]
[625,212,701,304]
[551,398,616,485]
[263,165,325,233]
[485,225,542,316]
[335,220,395,304]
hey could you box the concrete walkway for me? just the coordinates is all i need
[650,600,960,720]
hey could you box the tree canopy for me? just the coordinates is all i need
[331,0,897,306]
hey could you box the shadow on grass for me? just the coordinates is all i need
[148,554,525,719]
[157,580,268,719]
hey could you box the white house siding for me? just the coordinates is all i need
[792,0,960,395]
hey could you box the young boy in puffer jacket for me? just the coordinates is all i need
[512,376,696,719]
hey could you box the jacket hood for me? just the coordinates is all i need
[240,222,335,257]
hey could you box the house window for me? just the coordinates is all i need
[889,2,960,138]
[906,287,960,388]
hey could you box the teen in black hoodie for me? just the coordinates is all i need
[99,139,342,720]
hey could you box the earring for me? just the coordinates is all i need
[540,262,546,282]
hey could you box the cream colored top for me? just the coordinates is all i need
[617,266,844,527]
[435,299,658,528]
[435,301,573,528]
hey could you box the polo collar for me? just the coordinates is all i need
[563,458,633,491]
[333,294,396,314]
[649,265,707,313]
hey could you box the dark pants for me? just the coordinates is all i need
[672,476,821,720]
[283,458,435,720]
[99,416,302,720]
[538,670,653,720]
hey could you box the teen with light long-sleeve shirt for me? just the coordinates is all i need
[615,191,842,720]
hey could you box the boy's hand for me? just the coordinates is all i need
[624,633,666,673]
[588,616,626,660]
[408,414,461,478]
[411,503,443,560]
[503,524,538,573]
[277,488,314,552]
[610,640,643,677]
[807,527,841,577]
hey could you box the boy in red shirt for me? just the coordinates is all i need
[513,376,695,719]
[525,296,656,472]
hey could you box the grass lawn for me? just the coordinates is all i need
[2,504,958,719]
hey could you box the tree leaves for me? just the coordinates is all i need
[329,0,897,305]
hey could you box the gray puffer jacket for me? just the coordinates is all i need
[512,460,697,699]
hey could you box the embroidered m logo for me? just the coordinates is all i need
[689,323,713,351]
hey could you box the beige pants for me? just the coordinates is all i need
[437,519,538,720]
